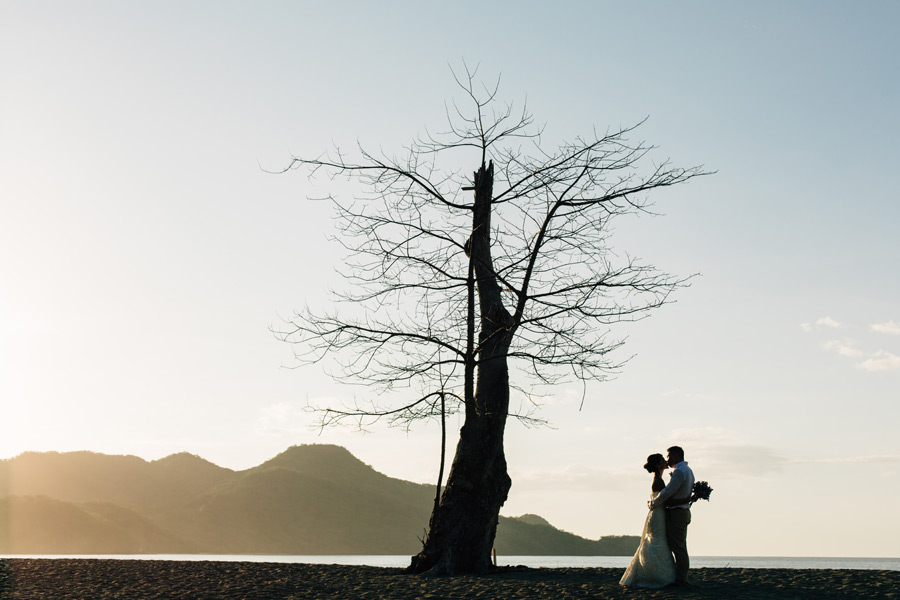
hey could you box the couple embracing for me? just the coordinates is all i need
[620,446,694,589]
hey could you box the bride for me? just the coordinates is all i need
[619,453,677,588]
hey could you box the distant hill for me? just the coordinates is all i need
[0,445,637,556]
[0,496,192,554]
[0,450,233,515]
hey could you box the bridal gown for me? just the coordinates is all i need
[619,491,676,588]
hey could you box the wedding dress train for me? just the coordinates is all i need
[619,492,676,588]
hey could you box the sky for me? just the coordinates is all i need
[2,1,898,558]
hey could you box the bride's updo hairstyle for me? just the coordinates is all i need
[643,453,664,473]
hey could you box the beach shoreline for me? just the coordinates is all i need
[2,558,899,599]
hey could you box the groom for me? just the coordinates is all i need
[649,445,695,586]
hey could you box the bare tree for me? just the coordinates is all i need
[276,68,707,575]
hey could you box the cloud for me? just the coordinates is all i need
[255,401,305,435]
[699,444,787,478]
[816,316,841,328]
[510,464,637,493]
[660,428,787,479]
[803,321,900,368]
[858,351,900,372]
[822,339,862,357]
[801,316,841,332]
[790,455,900,465]
[871,320,900,335]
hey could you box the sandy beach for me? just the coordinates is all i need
[2,559,899,600]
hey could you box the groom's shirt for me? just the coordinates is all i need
[652,461,695,509]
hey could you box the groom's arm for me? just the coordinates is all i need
[649,469,684,509]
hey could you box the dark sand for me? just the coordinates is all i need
[2,559,898,600]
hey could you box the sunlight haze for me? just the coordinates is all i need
[2,1,898,559]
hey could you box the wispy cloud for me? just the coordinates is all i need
[801,316,842,332]
[255,401,306,436]
[822,339,862,357]
[802,318,900,372]
[513,431,900,494]
[660,428,787,479]
[510,464,637,493]
[700,444,787,478]
[871,320,900,335]
[790,455,900,465]
[858,351,900,372]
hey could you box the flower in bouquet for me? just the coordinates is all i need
[691,481,713,503]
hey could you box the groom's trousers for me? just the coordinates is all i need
[666,508,692,583]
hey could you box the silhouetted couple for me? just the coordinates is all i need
[619,446,695,589]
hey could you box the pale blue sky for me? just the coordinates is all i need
[2,1,898,557]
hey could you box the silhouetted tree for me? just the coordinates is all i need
[277,68,706,575]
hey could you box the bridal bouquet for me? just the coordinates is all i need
[691,481,713,503]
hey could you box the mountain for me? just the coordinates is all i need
[500,515,640,556]
[161,446,437,554]
[0,450,233,515]
[0,445,638,556]
[0,496,192,554]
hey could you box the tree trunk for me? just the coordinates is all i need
[408,161,515,575]
[407,401,511,574]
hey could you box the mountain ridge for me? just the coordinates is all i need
[0,444,638,556]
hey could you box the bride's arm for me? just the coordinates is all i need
[649,469,684,508]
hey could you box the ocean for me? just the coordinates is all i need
[4,555,898,571]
